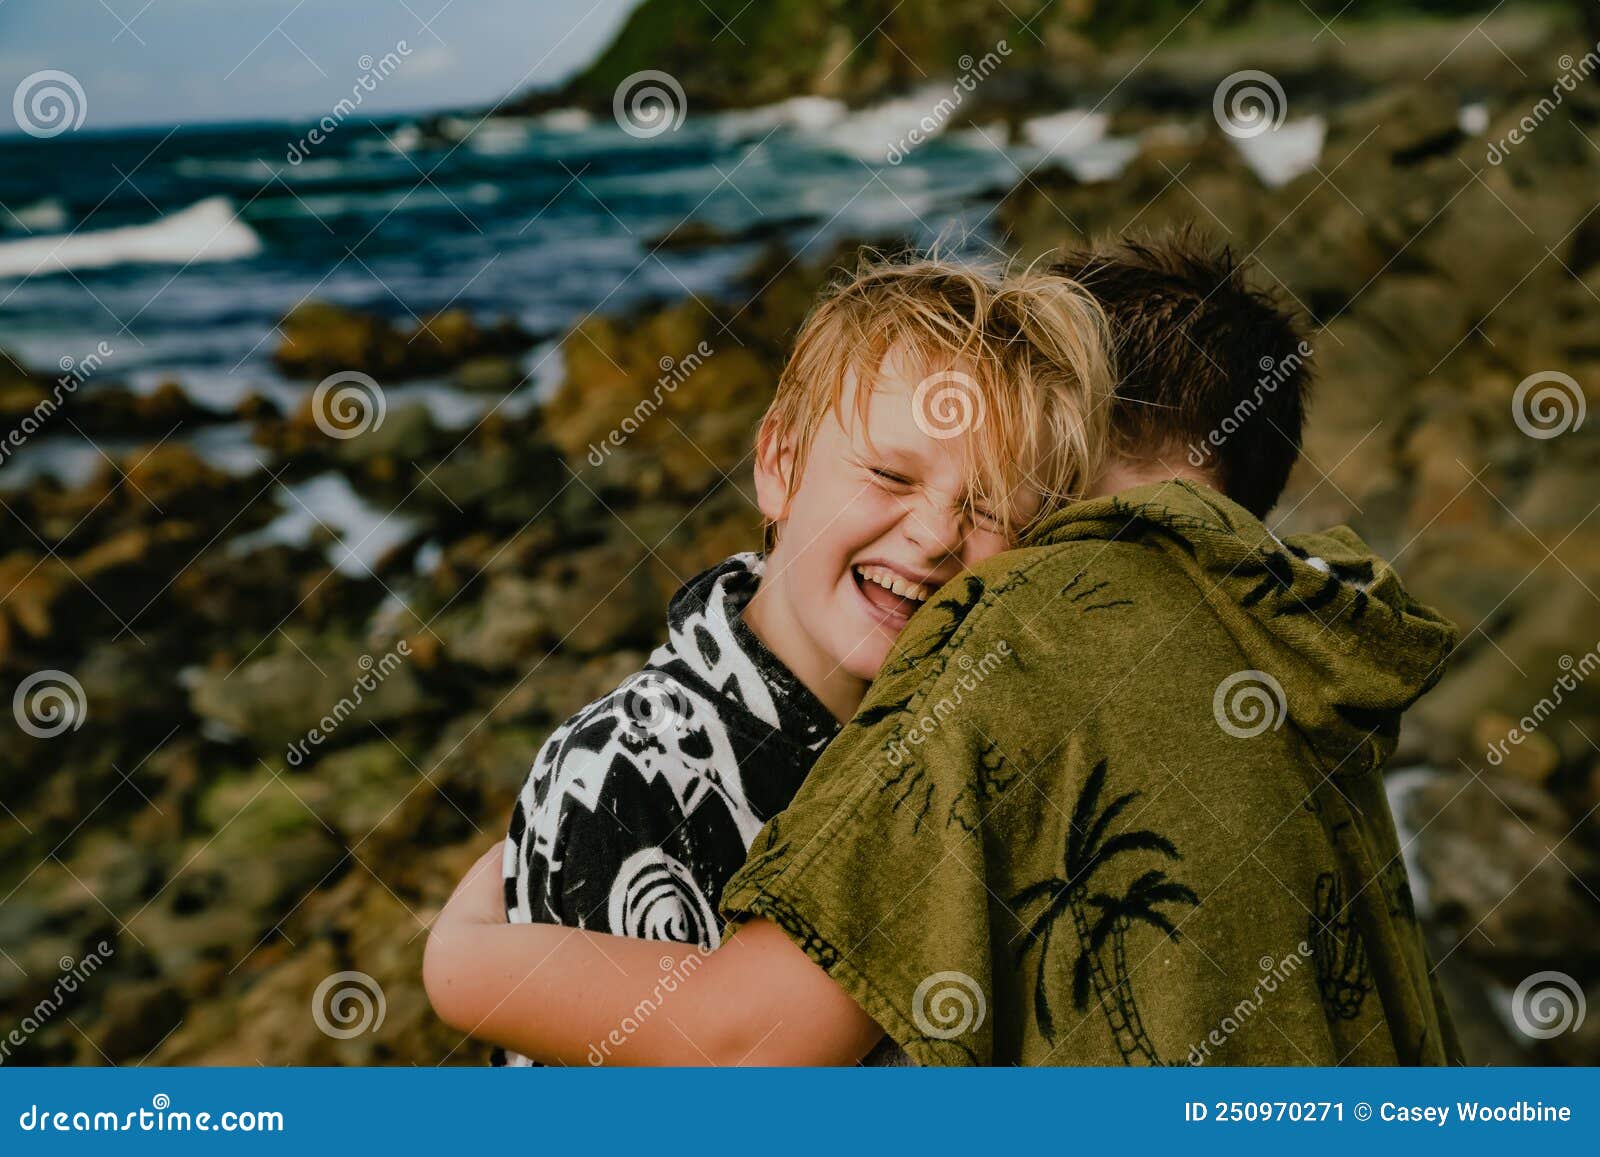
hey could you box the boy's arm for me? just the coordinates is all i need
[423,842,883,1066]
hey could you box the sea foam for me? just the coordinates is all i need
[0,196,263,278]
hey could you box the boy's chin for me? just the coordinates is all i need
[838,647,891,683]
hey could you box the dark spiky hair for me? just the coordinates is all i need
[1050,227,1313,517]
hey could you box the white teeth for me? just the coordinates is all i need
[854,565,930,603]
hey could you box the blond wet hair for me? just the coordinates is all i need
[759,252,1113,541]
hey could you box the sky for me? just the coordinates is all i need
[0,0,644,133]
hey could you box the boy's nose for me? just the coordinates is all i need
[901,496,966,559]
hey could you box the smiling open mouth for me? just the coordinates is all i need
[853,564,931,620]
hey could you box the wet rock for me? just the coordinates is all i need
[543,301,772,497]
[450,355,525,394]
[402,429,568,528]
[332,400,442,466]
[1471,711,1560,784]
[0,551,63,660]
[1412,580,1600,765]
[272,302,533,383]
[310,740,427,844]
[1323,82,1465,169]
[187,632,429,754]
[436,541,660,671]
[70,381,234,437]
[129,769,347,976]
[1403,770,1600,985]
[94,979,186,1062]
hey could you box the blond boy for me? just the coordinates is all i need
[427,256,1111,1064]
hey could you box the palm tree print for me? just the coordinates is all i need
[1310,872,1373,1019]
[1011,758,1199,1064]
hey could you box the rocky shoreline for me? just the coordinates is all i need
[2,3,1598,1065]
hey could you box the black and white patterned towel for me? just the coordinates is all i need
[494,552,841,1066]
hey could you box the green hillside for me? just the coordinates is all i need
[526,0,1513,111]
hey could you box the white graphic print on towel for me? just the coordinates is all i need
[608,847,720,949]
[503,552,836,933]
[492,553,881,1066]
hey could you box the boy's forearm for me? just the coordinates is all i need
[425,917,730,1064]
[425,915,882,1066]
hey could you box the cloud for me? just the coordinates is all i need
[401,44,458,79]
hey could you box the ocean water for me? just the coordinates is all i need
[0,92,1320,492]
[0,100,1043,418]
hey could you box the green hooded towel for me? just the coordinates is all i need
[721,481,1461,1066]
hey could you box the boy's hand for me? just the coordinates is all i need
[439,839,509,928]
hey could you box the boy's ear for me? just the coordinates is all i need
[753,420,795,524]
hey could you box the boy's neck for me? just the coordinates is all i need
[742,578,866,725]
[1090,453,1215,498]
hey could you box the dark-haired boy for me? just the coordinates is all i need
[427,230,1460,1066]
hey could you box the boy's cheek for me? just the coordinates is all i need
[966,527,1014,564]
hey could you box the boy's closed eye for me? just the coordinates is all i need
[866,465,914,488]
